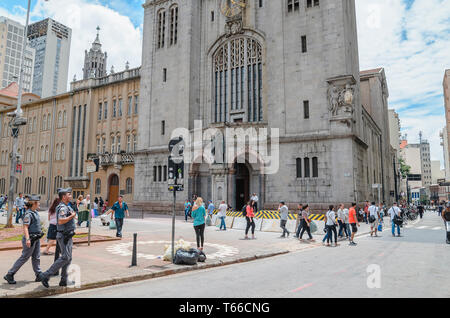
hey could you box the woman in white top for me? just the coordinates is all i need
[218,201,228,231]
[324,205,338,247]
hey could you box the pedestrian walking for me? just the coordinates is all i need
[106,195,129,238]
[244,200,256,239]
[389,202,402,237]
[4,195,43,285]
[39,188,76,288]
[418,204,424,219]
[43,198,59,256]
[442,202,450,244]
[299,205,314,242]
[343,206,351,240]
[250,193,259,212]
[364,201,369,224]
[369,202,380,237]
[218,200,228,231]
[99,197,104,210]
[295,204,303,238]
[192,197,206,250]
[207,200,215,216]
[348,203,360,246]
[14,193,26,224]
[184,200,192,222]
[278,201,290,238]
[324,205,338,247]
[337,204,347,238]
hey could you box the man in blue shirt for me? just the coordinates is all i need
[107,195,129,238]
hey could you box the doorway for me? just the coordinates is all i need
[235,163,249,210]
[108,174,119,204]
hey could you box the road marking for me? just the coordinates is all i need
[417,226,428,229]
[432,227,442,230]
[291,283,314,293]
[106,241,239,260]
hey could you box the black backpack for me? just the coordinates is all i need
[242,205,247,217]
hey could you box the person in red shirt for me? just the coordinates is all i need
[244,200,256,240]
[348,203,360,246]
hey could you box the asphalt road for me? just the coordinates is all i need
[55,212,449,298]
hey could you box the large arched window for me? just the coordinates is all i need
[61,143,65,160]
[38,176,46,195]
[63,111,67,127]
[55,144,61,161]
[54,176,63,194]
[58,111,62,128]
[213,37,263,123]
[0,178,5,193]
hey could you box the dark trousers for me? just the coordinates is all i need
[115,218,124,237]
[43,236,72,280]
[15,208,25,223]
[280,220,289,237]
[245,217,255,235]
[338,220,350,237]
[326,225,337,243]
[299,220,313,239]
[253,202,258,212]
[194,223,205,248]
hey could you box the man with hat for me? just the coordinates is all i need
[39,188,76,288]
[4,195,44,284]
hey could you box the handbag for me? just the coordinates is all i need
[369,215,376,223]
[378,223,383,232]
[109,219,116,229]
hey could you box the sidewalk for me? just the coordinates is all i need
[0,214,373,298]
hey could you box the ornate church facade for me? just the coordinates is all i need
[134,0,393,212]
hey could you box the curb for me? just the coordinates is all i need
[0,237,121,252]
[2,249,289,298]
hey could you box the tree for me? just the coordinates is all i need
[398,158,411,179]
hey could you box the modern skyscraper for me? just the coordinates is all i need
[83,26,107,80]
[0,16,36,93]
[27,18,71,98]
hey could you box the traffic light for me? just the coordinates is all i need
[168,137,184,191]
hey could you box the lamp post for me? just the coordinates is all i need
[5,0,32,227]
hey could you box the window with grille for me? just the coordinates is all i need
[170,5,178,46]
[126,178,133,194]
[157,10,166,49]
[213,37,263,123]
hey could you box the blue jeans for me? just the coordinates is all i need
[185,209,190,222]
[219,216,226,230]
[392,222,401,236]
[115,218,124,237]
[15,208,25,223]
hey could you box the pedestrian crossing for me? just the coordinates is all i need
[405,225,444,231]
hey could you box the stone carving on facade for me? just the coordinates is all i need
[225,15,244,37]
[327,83,356,117]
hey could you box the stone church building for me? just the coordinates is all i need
[134,0,394,212]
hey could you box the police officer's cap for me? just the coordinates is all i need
[27,194,41,202]
[58,188,72,196]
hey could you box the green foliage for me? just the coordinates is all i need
[399,158,411,179]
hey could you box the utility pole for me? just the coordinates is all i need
[6,0,31,228]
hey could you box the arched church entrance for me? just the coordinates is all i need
[108,174,119,204]
[235,162,250,210]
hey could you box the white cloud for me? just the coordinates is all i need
[6,0,143,84]
[356,0,450,164]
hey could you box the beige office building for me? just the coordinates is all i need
[0,16,36,93]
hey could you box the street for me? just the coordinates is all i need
[52,212,450,298]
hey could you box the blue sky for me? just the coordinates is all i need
[1,0,449,166]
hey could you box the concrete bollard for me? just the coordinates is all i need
[131,233,137,267]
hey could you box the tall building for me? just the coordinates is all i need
[401,139,432,189]
[27,18,71,98]
[134,0,394,213]
[443,70,450,181]
[0,17,36,93]
[83,26,107,79]
[431,160,445,184]
[388,109,401,153]
[441,126,450,180]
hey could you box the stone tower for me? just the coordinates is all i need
[83,26,107,79]
[135,0,368,212]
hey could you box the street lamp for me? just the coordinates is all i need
[5,0,32,227]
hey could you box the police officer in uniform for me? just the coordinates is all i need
[4,195,43,284]
[39,188,76,288]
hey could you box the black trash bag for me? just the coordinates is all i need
[198,250,207,263]
[174,249,199,266]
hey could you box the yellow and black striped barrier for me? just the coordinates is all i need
[212,210,325,221]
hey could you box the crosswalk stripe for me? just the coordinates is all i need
[432,227,442,230]
[417,226,428,229]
